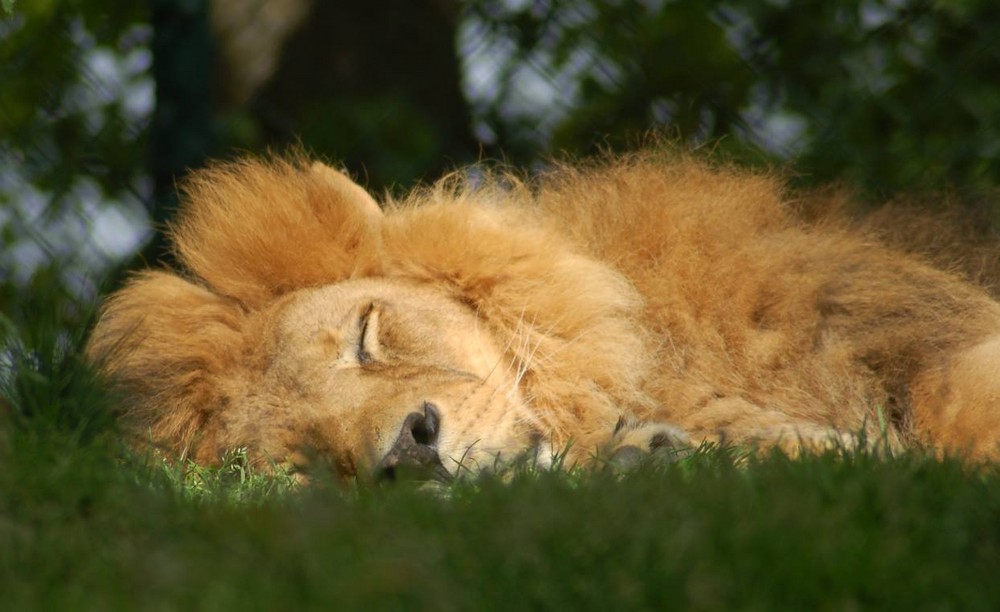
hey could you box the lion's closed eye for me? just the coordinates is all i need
[356,301,380,365]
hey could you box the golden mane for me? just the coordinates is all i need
[88,152,1000,471]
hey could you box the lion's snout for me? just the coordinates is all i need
[376,402,451,482]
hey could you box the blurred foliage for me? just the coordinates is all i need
[462,0,753,161]
[0,0,150,329]
[465,0,1000,199]
[742,0,1000,196]
[3,0,1000,339]
[0,1,148,215]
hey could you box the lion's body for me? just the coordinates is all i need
[87,153,1000,477]
[539,162,1000,454]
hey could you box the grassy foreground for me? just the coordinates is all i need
[3,310,1000,610]
[4,437,1000,611]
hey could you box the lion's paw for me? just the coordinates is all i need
[601,416,692,470]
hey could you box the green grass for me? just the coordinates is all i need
[3,297,1000,610]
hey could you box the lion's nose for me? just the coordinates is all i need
[377,402,452,482]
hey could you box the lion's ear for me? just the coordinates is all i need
[309,161,383,221]
[171,156,383,308]
[87,271,245,459]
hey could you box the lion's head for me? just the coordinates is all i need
[87,156,660,480]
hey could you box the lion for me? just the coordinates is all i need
[86,152,1000,480]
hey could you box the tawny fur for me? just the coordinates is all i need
[87,152,1000,471]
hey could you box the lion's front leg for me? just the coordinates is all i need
[679,396,868,457]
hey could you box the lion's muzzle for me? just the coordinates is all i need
[376,402,452,482]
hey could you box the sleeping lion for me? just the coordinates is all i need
[87,152,1000,479]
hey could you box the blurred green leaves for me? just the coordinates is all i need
[1,1,150,326]
[551,1,754,153]
[464,0,1000,197]
[740,0,1000,195]
[4,0,1000,331]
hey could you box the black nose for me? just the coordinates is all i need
[409,402,440,446]
[377,403,451,482]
